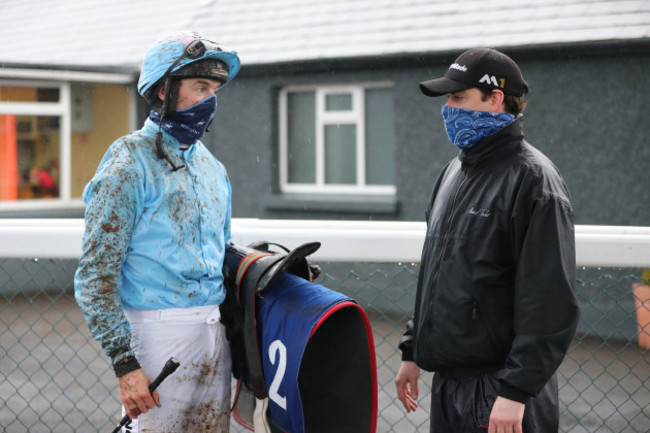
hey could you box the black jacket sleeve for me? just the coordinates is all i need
[398,319,415,362]
[500,192,580,403]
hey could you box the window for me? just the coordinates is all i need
[0,79,134,210]
[0,84,65,201]
[279,83,396,195]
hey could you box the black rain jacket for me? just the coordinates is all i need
[399,116,580,403]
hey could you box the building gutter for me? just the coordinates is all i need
[0,67,136,84]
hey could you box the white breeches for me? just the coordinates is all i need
[122,305,232,432]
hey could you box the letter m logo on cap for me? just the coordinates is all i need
[479,74,499,87]
[479,74,507,89]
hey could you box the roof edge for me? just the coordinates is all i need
[0,61,138,73]
[0,64,137,84]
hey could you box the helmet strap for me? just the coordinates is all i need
[155,128,186,172]
[159,77,175,117]
[155,77,185,172]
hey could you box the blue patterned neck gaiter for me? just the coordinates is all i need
[150,95,218,145]
[441,105,515,150]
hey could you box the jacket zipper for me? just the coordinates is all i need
[426,162,469,311]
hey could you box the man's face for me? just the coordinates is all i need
[444,88,503,113]
[175,78,222,110]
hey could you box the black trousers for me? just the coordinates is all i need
[430,370,559,433]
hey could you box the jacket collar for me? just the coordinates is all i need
[458,115,525,166]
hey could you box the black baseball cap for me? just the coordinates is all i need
[420,48,527,97]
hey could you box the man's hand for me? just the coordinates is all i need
[118,369,161,419]
[395,361,420,412]
[488,396,525,433]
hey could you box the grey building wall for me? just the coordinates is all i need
[2,41,647,227]
[209,41,650,226]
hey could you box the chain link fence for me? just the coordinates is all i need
[1,258,648,432]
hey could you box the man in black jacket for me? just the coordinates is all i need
[395,48,580,433]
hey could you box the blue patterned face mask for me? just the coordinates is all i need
[441,105,515,150]
[150,94,218,144]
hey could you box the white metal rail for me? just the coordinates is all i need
[0,219,649,267]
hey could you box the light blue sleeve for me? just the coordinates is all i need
[224,175,232,243]
[74,146,144,365]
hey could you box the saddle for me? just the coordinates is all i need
[221,241,377,433]
[221,241,321,399]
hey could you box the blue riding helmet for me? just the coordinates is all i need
[137,31,241,104]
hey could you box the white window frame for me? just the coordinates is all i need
[0,80,71,209]
[279,82,396,196]
[0,70,136,211]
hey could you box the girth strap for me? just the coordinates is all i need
[237,253,285,398]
